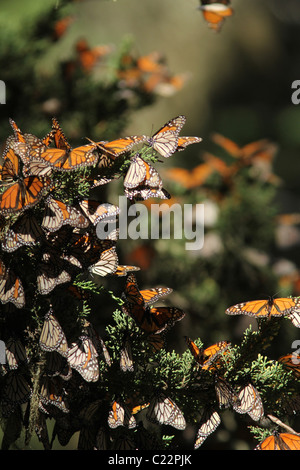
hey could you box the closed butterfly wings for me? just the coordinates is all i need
[67,335,99,382]
[146,392,186,430]
[39,310,68,358]
[0,259,25,309]
[194,408,221,449]
[108,400,136,429]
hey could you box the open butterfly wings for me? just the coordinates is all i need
[199,2,234,32]
[255,432,300,450]
[122,273,184,335]
[225,297,300,327]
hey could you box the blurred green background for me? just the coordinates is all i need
[1,0,300,449]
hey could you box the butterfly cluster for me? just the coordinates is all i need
[0,114,203,449]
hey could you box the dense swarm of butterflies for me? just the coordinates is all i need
[199,0,234,32]
[0,116,299,450]
[0,114,201,449]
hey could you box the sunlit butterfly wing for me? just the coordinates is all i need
[176,136,203,151]
[124,186,171,201]
[225,297,296,318]
[108,400,136,429]
[67,335,99,382]
[146,393,186,430]
[88,247,118,276]
[255,432,300,450]
[233,383,256,415]
[200,3,233,32]
[51,117,72,151]
[124,154,147,189]
[42,198,89,232]
[114,265,141,277]
[140,286,173,305]
[278,354,300,379]
[37,144,98,171]
[39,310,68,358]
[147,115,186,158]
[0,259,25,309]
[194,408,221,449]
[92,135,147,158]
[79,199,120,226]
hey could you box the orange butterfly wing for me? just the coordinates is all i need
[226,298,295,318]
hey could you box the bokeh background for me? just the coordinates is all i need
[1,0,300,449]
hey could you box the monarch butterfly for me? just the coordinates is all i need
[176,136,203,151]
[0,147,51,213]
[79,199,120,226]
[39,310,68,358]
[255,432,300,450]
[146,115,186,158]
[215,376,240,409]
[88,246,119,277]
[3,370,32,405]
[108,400,136,429]
[194,408,221,449]
[0,259,25,309]
[146,392,186,430]
[164,163,214,190]
[199,2,233,32]
[35,143,98,171]
[37,251,72,295]
[185,337,230,371]
[124,154,163,189]
[120,338,134,372]
[51,118,72,151]
[114,264,141,277]
[234,384,264,421]
[67,335,99,382]
[45,351,72,381]
[147,332,166,352]
[140,285,173,305]
[225,297,300,324]
[4,337,28,371]
[122,274,185,334]
[2,211,44,252]
[278,354,300,378]
[39,375,69,413]
[42,197,89,232]
[124,185,171,201]
[87,134,148,159]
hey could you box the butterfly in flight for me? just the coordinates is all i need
[199,1,233,32]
